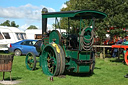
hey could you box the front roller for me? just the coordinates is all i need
[41,43,65,76]
[25,52,36,70]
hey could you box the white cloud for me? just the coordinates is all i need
[47,24,54,31]
[19,24,29,31]
[0,4,55,20]
[60,3,67,9]
[0,4,56,31]
[0,18,6,24]
[19,23,54,32]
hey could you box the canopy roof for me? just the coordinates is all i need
[42,10,107,19]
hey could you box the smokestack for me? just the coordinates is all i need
[42,8,48,35]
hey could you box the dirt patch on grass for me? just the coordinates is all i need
[0,80,21,85]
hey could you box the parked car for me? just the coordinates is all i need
[9,39,39,56]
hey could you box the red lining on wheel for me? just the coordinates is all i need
[125,51,128,65]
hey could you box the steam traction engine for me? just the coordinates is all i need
[25,8,107,76]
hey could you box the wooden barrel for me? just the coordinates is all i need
[0,55,14,72]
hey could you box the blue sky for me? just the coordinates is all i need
[0,0,68,31]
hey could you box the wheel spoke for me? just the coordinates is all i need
[47,57,50,62]
[51,66,54,73]
[48,53,51,57]
[28,64,31,67]
[51,54,56,66]
[27,59,33,64]
[30,59,34,63]
[47,62,51,67]
[27,59,30,63]
[30,56,32,59]
[28,55,34,63]
[27,60,32,67]
[49,66,54,73]
[52,59,56,66]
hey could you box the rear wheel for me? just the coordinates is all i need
[58,45,65,75]
[14,49,22,56]
[41,44,65,76]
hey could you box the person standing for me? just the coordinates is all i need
[112,37,123,57]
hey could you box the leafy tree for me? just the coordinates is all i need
[11,21,19,28]
[27,25,38,29]
[59,0,128,44]
[0,20,19,28]
[0,20,10,26]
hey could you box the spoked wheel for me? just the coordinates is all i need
[41,44,65,76]
[90,51,95,74]
[25,52,36,70]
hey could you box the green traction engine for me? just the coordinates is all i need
[25,8,107,76]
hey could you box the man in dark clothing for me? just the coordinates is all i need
[112,37,123,57]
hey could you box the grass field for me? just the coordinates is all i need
[0,55,128,85]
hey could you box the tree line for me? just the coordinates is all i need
[0,20,38,29]
[0,20,19,28]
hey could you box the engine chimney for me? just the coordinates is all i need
[42,8,48,35]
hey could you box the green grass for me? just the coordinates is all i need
[0,55,128,85]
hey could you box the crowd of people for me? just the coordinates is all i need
[103,36,128,45]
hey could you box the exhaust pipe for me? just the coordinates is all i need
[42,8,48,35]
